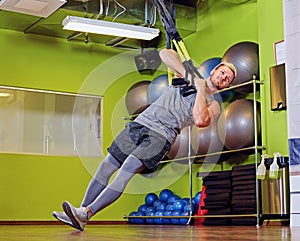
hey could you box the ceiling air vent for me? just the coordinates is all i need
[0,0,66,18]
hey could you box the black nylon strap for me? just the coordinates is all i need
[171,78,196,97]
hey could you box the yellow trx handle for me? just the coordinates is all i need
[172,39,191,62]
[167,69,173,86]
[166,39,193,86]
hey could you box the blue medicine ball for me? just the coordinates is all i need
[183,204,190,212]
[145,193,158,206]
[159,189,174,203]
[156,202,167,211]
[171,210,182,225]
[145,210,155,224]
[173,200,187,211]
[153,199,162,209]
[167,194,180,204]
[154,210,164,224]
[138,204,148,213]
[194,191,202,205]
[166,204,174,211]
[145,206,155,214]
[184,203,198,214]
[180,211,190,225]
[128,211,137,224]
[135,211,145,224]
[163,211,173,224]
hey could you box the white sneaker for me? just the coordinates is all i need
[52,211,77,229]
[62,201,88,231]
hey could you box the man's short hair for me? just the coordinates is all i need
[214,62,237,80]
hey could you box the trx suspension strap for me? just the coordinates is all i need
[152,2,199,226]
[152,0,204,90]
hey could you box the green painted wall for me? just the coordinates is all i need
[257,0,288,156]
[0,0,288,221]
[0,30,157,221]
[0,30,120,94]
[187,0,258,65]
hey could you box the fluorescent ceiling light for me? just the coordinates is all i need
[62,16,160,41]
[0,93,11,97]
[0,0,67,18]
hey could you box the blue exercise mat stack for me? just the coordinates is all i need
[230,164,257,225]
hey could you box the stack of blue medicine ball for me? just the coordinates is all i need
[128,189,201,225]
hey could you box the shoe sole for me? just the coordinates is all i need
[62,202,84,231]
[52,212,77,230]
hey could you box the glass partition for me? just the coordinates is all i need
[0,86,102,157]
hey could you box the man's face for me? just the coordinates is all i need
[210,65,235,90]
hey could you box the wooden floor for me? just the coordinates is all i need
[0,224,300,241]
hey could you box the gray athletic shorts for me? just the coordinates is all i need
[108,121,171,172]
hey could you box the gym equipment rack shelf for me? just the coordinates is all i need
[125,78,264,226]
[185,78,263,226]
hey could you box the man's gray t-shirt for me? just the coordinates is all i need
[135,85,214,144]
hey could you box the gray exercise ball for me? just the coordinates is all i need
[191,120,224,155]
[217,99,260,149]
[222,41,259,93]
[167,127,189,161]
[125,81,151,115]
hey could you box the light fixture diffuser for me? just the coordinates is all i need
[62,16,160,41]
[0,93,11,97]
[0,0,66,18]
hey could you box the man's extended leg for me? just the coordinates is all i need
[53,153,120,229]
[80,153,121,207]
[62,154,145,231]
[87,154,145,214]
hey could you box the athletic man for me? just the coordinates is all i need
[52,48,236,231]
